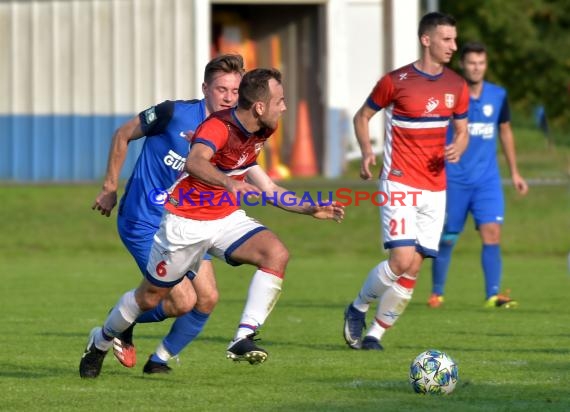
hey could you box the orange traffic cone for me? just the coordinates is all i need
[290,100,318,177]
[267,118,291,181]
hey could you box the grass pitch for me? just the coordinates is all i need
[1,128,569,411]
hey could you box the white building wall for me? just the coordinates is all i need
[338,0,384,164]
[391,0,420,69]
[0,0,201,181]
[2,0,200,117]
[0,0,421,180]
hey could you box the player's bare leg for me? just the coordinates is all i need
[142,260,219,374]
[112,276,198,368]
[80,280,171,378]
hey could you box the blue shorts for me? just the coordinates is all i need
[117,215,212,278]
[444,178,504,234]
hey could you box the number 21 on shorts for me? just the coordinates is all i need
[389,218,406,236]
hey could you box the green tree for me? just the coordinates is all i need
[441,0,570,131]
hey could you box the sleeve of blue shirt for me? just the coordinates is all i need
[498,93,511,124]
[139,100,175,136]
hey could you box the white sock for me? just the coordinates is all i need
[235,269,283,340]
[353,261,398,312]
[365,318,388,341]
[154,343,172,363]
[98,289,142,350]
[366,274,415,340]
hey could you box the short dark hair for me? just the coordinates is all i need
[460,41,487,61]
[204,54,245,84]
[418,12,456,38]
[238,68,282,110]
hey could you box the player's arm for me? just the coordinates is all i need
[92,116,144,216]
[499,121,528,195]
[445,117,468,163]
[245,165,344,222]
[353,103,379,180]
[497,96,528,195]
[186,143,260,197]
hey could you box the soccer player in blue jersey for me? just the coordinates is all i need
[428,42,528,309]
[91,54,244,373]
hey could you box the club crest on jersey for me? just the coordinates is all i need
[234,153,249,168]
[444,94,455,108]
[254,142,264,154]
[483,104,493,117]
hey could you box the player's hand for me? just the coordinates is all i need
[444,144,461,163]
[183,130,195,142]
[512,173,529,195]
[92,189,118,217]
[225,179,261,201]
[311,200,345,223]
[360,153,377,180]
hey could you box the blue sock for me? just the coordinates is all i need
[162,308,210,357]
[431,240,455,296]
[136,301,167,324]
[482,244,501,299]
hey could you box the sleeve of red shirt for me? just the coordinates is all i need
[454,80,470,119]
[191,118,229,153]
[367,74,394,111]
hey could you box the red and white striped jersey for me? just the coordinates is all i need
[367,63,469,191]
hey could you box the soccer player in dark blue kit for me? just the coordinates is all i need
[428,42,528,309]
[90,54,244,374]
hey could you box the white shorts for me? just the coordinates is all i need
[379,180,445,257]
[146,210,266,287]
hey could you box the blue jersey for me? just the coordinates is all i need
[118,99,207,226]
[446,81,510,186]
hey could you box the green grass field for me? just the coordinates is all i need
[1,127,569,411]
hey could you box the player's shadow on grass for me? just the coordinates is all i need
[277,300,358,310]
[407,300,568,316]
[397,344,570,355]
[197,335,348,352]
[218,299,346,310]
[0,362,192,382]
[0,363,55,379]
[0,363,125,379]
[38,331,344,352]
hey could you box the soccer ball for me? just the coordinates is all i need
[409,349,458,395]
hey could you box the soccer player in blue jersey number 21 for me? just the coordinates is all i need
[428,42,528,309]
[89,54,244,375]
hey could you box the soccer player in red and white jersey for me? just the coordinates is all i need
[79,68,345,378]
[343,12,469,350]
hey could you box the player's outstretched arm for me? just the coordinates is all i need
[309,201,345,223]
[92,116,144,217]
[245,165,345,223]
